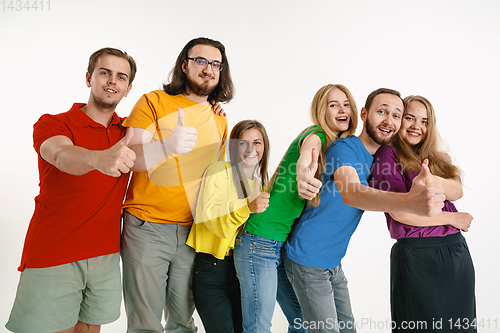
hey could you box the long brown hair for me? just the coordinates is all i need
[270,84,358,207]
[229,120,270,199]
[391,95,461,179]
[163,37,234,103]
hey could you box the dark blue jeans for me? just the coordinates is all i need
[192,252,243,333]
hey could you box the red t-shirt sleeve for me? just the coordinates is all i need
[33,113,74,154]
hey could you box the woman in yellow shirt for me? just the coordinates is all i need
[186,119,270,333]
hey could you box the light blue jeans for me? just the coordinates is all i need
[284,252,356,333]
[234,230,306,333]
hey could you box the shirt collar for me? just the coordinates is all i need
[67,103,121,128]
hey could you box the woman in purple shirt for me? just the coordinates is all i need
[370,95,476,332]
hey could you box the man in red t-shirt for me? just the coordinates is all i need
[6,48,137,333]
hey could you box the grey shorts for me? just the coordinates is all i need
[6,252,121,333]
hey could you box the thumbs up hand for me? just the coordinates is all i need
[248,176,270,213]
[94,127,137,177]
[406,159,446,216]
[413,159,432,186]
[163,108,197,156]
[297,148,322,200]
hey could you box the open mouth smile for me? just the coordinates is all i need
[104,88,117,94]
[407,130,421,137]
[378,127,394,135]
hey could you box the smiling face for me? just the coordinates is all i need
[86,54,132,110]
[182,44,222,100]
[363,93,404,146]
[326,88,351,136]
[239,128,264,172]
[400,101,428,146]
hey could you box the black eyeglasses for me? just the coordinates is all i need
[187,57,224,71]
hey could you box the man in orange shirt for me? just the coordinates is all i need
[121,37,234,333]
[6,48,136,333]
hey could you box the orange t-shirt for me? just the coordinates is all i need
[122,91,227,225]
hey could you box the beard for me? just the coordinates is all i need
[91,92,117,111]
[366,117,395,146]
[185,72,217,97]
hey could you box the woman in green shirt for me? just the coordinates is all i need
[234,84,359,332]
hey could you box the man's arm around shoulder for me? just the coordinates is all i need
[335,160,446,217]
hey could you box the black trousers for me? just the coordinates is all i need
[391,232,476,332]
[192,252,243,333]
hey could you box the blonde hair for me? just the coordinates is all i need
[391,95,461,179]
[309,84,358,206]
[270,84,358,207]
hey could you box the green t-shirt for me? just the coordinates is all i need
[244,126,326,241]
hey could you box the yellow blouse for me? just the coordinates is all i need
[186,161,256,259]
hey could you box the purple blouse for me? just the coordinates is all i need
[370,145,459,239]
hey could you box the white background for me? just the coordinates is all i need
[1,0,499,332]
